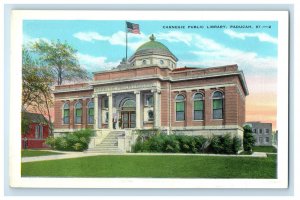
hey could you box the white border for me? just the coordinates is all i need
[9,10,289,188]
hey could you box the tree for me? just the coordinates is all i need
[22,47,54,134]
[31,39,88,85]
[243,125,255,152]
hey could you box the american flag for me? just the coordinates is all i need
[126,22,140,34]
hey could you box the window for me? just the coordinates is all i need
[35,124,43,139]
[175,94,185,121]
[105,111,109,123]
[259,129,263,134]
[87,101,94,124]
[75,102,82,124]
[148,110,154,121]
[103,98,108,108]
[142,59,147,65]
[145,94,154,106]
[265,129,269,134]
[253,129,256,134]
[63,103,70,124]
[259,137,263,143]
[193,93,204,120]
[160,60,164,64]
[212,91,224,119]
[265,137,269,143]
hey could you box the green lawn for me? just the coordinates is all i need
[22,154,277,178]
[252,146,277,153]
[21,150,64,157]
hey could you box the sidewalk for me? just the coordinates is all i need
[21,151,267,163]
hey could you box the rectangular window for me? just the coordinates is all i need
[35,126,39,139]
[253,129,256,133]
[213,99,223,119]
[104,98,108,108]
[265,129,269,134]
[75,109,82,124]
[145,94,154,106]
[35,125,43,139]
[259,129,263,134]
[63,109,70,124]
[194,100,203,120]
[259,137,263,143]
[176,101,185,121]
[265,137,269,143]
[105,112,109,123]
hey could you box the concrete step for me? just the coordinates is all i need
[86,131,126,153]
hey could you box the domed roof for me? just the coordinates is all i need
[129,34,178,62]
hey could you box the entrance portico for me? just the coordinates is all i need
[93,87,160,131]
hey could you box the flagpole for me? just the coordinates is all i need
[125,21,128,61]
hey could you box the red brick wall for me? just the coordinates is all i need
[160,82,170,126]
[224,86,238,125]
[94,66,171,81]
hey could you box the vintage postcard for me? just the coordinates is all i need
[9,10,289,188]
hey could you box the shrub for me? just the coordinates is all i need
[46,129,94,151]
[209,135,223,153]
[243,125,255,152]
[131,133,241,154]
[232,136,241,154]
[163,135,180,153]
[148,134,165,152]
[194,136,207,153]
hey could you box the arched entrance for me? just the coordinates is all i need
[121,99,136,128]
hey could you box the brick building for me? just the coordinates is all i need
[21,112,50,149]
[53,34,249,152]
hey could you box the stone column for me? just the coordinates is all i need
[108,93,113,130]
[153,89,161,128]
[135,90,141,129]
[94,94,98,130]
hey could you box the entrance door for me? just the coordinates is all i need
[121,111,136,128]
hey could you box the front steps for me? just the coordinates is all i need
[86,131,125,153]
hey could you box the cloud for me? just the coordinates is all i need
[173,32,277,71]
[156,31,193,46]
[73,31,147,50]
[76,53,119,71]
[75,30,277,72]
[73,32,109,42]
[224,29,278,44]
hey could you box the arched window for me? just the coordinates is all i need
[142,59,147,65]
[175,94,185,121]
[193,93,204,120]
[87,100,94,124]
[74,101,82,124]
[63,103,70,124]
[212,91,224,119]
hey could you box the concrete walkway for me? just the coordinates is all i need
[21,150,267,163]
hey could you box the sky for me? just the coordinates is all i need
[23,20,278,130]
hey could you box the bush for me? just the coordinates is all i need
[243,125,255,153]
[45,129,94,151]
[132,133,241,154]
[232,136,241,154]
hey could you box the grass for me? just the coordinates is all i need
[252,146,277,153]
[21,150,64,157]
[21,154,277,178]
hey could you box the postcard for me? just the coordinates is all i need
[9,10,289,188]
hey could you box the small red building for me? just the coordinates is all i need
[21,112,50,149]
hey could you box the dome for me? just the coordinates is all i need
[128,34,178,62]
